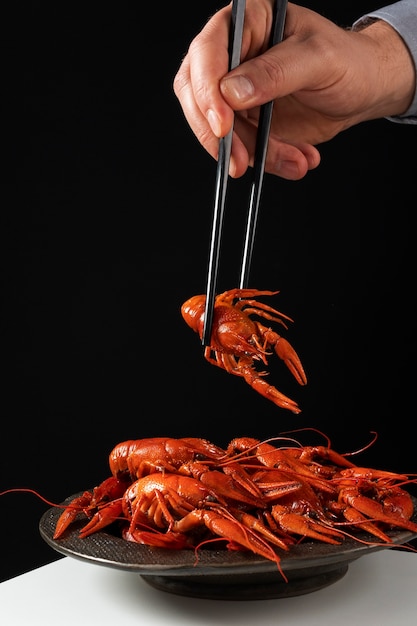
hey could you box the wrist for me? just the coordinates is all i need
[352,18,415,120]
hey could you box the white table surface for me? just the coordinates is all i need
[1,550,416,625]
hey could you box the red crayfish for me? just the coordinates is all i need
[181,289,307,414]
[50,433,417,581]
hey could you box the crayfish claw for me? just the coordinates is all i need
[182,289,307,412]
[241,363,302,414]
[54,476,128,540]
[273,336,307,386]
[53,491,93,539]
[78,499,124,538]
[271,505,344,545]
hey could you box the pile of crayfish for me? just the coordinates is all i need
[52,432,417,578]
[181,289,307,414]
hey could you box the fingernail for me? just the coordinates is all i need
[207,109,221,137]
[229,156,236,177]
[221,75,254,101]
[275,160,300,179]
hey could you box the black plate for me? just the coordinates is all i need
[39,493,417,600]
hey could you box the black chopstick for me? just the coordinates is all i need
[202,0,287,346]
[239,0,288,288]
[201,0,246,347]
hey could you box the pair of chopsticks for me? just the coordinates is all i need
[202,0,288,346]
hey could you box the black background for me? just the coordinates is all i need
[2,1,416,582]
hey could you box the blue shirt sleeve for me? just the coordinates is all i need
[353,0,417,124]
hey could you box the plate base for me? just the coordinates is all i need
[140,562,349,600]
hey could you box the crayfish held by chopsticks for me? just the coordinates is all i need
[181,289,307,414]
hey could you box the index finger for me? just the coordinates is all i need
[187,5,237,137]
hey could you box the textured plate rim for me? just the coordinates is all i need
[39,493,417,577]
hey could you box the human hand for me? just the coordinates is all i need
[173,1,415,180]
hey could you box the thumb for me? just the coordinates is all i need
[220,72,258,108]
[219,45,307,110]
